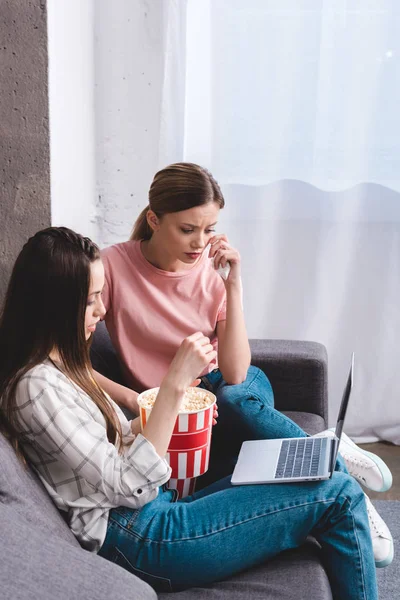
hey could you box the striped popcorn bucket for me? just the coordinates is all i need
[137,387,216,498]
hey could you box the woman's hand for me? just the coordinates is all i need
[130,416,142,436]
[208,234,241,285]
[192,378,218,425]
[142,333,217,457]
[163,332,217,394]
[212,403,218,426]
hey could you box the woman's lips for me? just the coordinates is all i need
[185,252,201,259]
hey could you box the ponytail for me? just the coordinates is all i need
[130,206,153,241]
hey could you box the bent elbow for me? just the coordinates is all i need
[224,371,247,386]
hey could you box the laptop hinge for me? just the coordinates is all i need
[328,437,339,477]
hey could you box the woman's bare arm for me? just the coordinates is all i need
[210,235,251,384]
[216,286,250,384]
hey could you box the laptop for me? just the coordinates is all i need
[231,353,354,485]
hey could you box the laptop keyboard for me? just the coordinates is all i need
[274,437,327,479]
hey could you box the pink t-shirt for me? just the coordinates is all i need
[101,240,227,392]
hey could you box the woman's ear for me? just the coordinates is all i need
[146,210,160,233]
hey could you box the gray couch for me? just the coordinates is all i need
[0,323,333,599]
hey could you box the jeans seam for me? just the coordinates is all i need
[349,501,368,600]
[114,548,173,591]
[316,494,369,600]
[109,512,140,533]
[121,497,338,545]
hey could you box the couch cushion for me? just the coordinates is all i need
[0,431,78,546]
[159,540,332,600]
[282,411,326,436]
[0,504,156,600]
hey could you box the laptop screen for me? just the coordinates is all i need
[330,353,355,470]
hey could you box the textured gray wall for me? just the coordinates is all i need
[0,0,50,305]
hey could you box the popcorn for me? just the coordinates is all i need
[139,387,214,413]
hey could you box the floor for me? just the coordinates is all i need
[359,442,400,501]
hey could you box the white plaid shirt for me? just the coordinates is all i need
[14,360,171,551]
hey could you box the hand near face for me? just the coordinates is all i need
[208,234,241,284]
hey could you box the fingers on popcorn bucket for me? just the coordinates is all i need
[138,387,216,498]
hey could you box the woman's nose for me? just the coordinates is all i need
[191,234,205,249]
[96,297,106,318]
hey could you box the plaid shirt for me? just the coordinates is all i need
[14,360,171,552]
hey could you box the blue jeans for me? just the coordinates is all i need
[99,474,377,598]
[98,366,377,598]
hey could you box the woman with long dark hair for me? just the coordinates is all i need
[0,226,380,597]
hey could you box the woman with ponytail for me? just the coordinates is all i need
[0,226,381,597]
[96,162,393,568]
[95,162,251,459]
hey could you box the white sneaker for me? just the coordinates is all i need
[364,494,394,568]
[337,431,393,492]
[314,429,393,492]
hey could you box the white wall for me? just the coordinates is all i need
[94,0,166,247]
[48,0,172,246]
[47,0,98,239]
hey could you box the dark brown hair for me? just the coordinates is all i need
[0,227,123,459]
[130,162,225,241]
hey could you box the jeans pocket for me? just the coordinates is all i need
[113,547,173,593]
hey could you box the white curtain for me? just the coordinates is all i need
[182,0,400,443]
[91,0,400,442]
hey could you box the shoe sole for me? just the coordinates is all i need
[339,433,393,492]
[375,543,394,568]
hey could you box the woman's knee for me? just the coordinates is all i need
[329,471,364,504]
[218,366,274,407]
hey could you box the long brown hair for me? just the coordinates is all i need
[0,227,123,459]
[130,162,225,241]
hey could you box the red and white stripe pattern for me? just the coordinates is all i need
[139,393,215,497]
[168,477,197,499]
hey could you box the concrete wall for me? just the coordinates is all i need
[0,0,50,305]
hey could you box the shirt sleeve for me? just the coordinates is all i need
[28,380,171,508]
[217,299,227,321]
[112,401,139,446]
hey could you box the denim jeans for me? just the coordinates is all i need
[99,474,377,598]
[98,366,377,598]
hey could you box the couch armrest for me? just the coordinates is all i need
[0,505,157,600]
[249,339,328,425]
